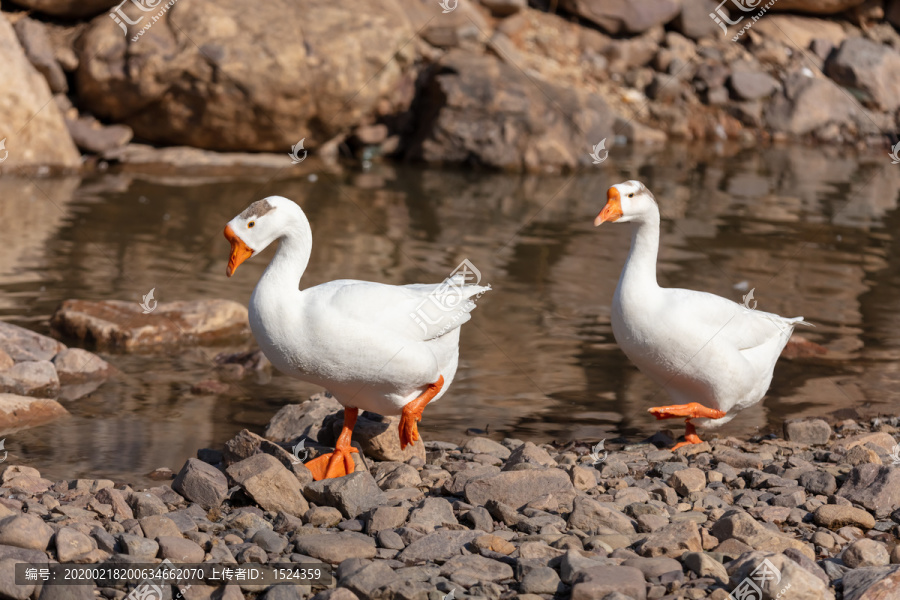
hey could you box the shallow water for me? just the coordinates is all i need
[1,144,899,485]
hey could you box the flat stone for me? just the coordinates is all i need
[503,442,558,470]
[0,514,53,551]
[568,495,636,535]
[622,556,682,578]
[0,322,64,362]
[669,468,706,496]
[439,553,513,586]
[173,458,228,509]
[157,536,204,562]
[293,532,375,564]
[408,497,457,532]
[398,530,481,563]
[572,565,647,600]
[227,454,308,517]
[139,515,182,540]
[465,468,573,510]
[730,70,779,101]
[305,506,343,528]
[783,419,832,445]
[339,559,397,598]
[252,529,288,554]
[462,437,511,460]
[518,563,563,594]
[366,506,409,534]
[304,471,386,519]
[710,510,814,560]
[813,505,875,530]
[799,470,837,496]
[51,299,250,351]
[127,491,168,518]
[0,394,68,431]
[117,533,158,559]
[0,361,60,398]
[51,348,112,385]
[682,551,728,585]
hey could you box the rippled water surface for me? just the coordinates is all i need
[2,144,899,484]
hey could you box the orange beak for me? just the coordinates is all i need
[224,225,253,277]
[595,187,623,226]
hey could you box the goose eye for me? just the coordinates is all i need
[628,193,634,198]
[248,221,255,228]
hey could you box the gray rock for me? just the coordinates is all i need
[798,470,836,495]
[622,556,682,578]
[329,410,426,463]
[408,498,457,532]
[372,462,422,490]
[837,464,900,518]
[568,495,636,535]
[377,530,405,550]
[730,70,779,101]
[138,515,181,539]
[462,437,511,460]
[440,553,513,586]
[728,551,834,600]
[674,0,724,40]
[503,441,558,470]
[0,557,34,600]
[65,116,133,154]
[366,506,409,534]
[398,530,481,563]
[825,37,900,111]
[54,527,95,562]
[304,471,386,519]
[339,559,397,598]
[571,565,647,600]
[518,563,563,594]
[264,584,313,599]
[682,551,728,585]
[293,532,375,564]
[157,536,204,562]
[784,419,832,445]
[173,458,228,509]
[264,394,343,443]
[226,454,308,517]
[710,510,814,559]
[669,468,706,496]
[842,539,890,568]
[0,514,53,551]
[94,487,134,520]
[764,74,859,136]
[560,0,680,34]
[128,491,168,518]
[251,529,288,554]
[222,428,313,485]
[465,468,573,510]
[117,533,158,559]
[842,565,900,600]
[38,581,95,600]
[0,361,60,398]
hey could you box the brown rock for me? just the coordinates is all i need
[710,510,814,559]
[843,539,890,568]
[0,13,80,172]
[226,454,308,517]
[783,419,832,445]
[330,410,425,463]
[76,0,417,152]
[0,394,68,432]
[51,348,112,385]
[265,394,342,443]
[837,464,900,518]
[465,468,574,510]
[637,520,703,558]
[51,299,250,351]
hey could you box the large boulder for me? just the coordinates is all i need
[0,394,68,432]
[11,0,120,19]
[51,299,250,351]
[0,13,80,172]
[559,0,680,34]
[75,0,417,152]
[407,51,614,172]
[764,73,861,136]
[825,37,900,112]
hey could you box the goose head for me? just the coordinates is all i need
[594,180,657,226]
[224,196,307,276]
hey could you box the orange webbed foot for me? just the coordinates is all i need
[648,402,727,421]
[304,446,359,481]
[671,425,704,450]
[398,376,444,450]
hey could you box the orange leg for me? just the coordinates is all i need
[304,407,359,481]
[648,402,726,450]
[399,375,444,449]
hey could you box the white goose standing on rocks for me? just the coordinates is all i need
[595,180,810,449]
[224,196,490,479]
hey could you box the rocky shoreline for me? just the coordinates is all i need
[0,391,897,599]
[3,0,900,174]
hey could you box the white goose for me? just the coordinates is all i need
[595,181,810,449]
[224,196,489,479]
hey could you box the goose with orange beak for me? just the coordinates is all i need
[224,196,490,479]
[595,181,810,449]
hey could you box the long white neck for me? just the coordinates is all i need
[619,208,660,292]
[256,212,313,295]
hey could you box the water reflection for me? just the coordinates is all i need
[1,144,898,484]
